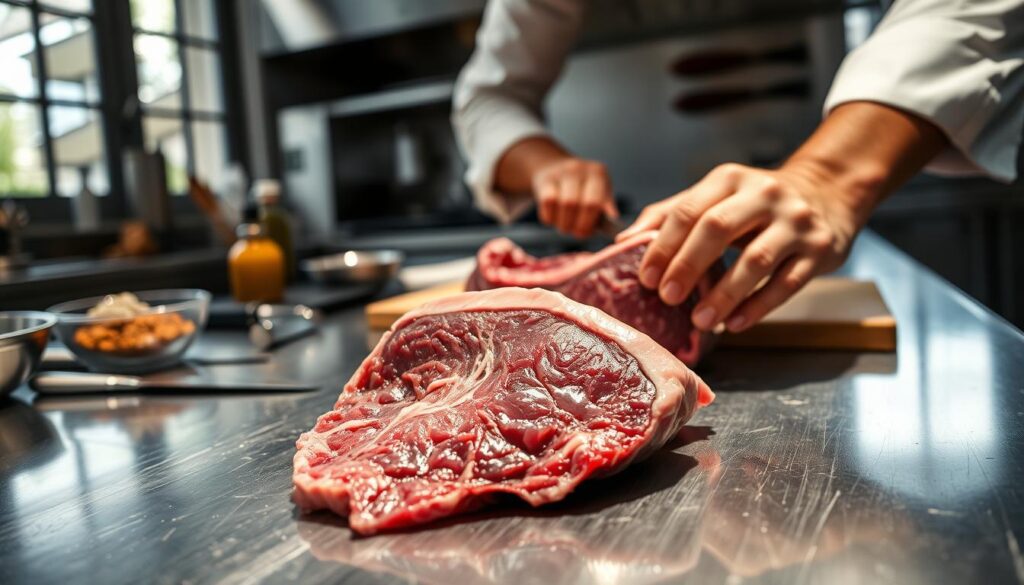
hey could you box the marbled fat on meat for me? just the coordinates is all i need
[466,231,721,366]
[293,288,713,534]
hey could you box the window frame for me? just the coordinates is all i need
[133,0,228,193]
[0,0,248,226]
[0,0,104,202]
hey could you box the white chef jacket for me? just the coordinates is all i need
[452,0,1024,224]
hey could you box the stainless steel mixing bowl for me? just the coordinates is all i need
[301,250,404,285]
[0,311,56,398]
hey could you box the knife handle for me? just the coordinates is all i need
[31,372,144,395]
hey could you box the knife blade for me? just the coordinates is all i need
[40,345,271,369]
[595,214,625,238]
[30,372,318,395]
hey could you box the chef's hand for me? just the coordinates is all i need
[617,163,857,332]
[617,101,949,332]
[532,156,618,238]
[494,136,618,238]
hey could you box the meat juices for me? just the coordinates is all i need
[466,231,721,366]
[293,288,714,534]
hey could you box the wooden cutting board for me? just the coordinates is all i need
[365,277,896,351]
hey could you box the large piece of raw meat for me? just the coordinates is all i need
[466,231,720,365]
[293,287,713,534]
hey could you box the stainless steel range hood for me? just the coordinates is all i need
[256,0,842,56]
[257,0,485,55]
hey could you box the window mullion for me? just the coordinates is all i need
[131,27,218,50]
[173,0,194,179]
[29,0,59,199]
[29,3,89,20]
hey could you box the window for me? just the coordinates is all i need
[0,0,108,199]
[131,0,229,196]
[0,0,239,219]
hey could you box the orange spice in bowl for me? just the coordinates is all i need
[73,292,197,356]
[74,313,196,355]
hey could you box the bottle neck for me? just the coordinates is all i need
[236,222,265,240]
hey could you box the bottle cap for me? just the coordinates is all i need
[237,202,264,239]
[252,179,281,205]
[242,201,260,222]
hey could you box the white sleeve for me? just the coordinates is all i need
[452,0,584,223]
[824,0,1024,181]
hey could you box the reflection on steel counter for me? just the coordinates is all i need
[0,398,62,472]
[295,423,914,584]
[297,439,716,585]
[701,449,913,578]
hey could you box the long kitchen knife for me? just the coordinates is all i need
[31,372,318,395]
[595,213,625,239]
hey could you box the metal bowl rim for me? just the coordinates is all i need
[300,249,405,271]
[46,289,212,324]
[0,311,57,344]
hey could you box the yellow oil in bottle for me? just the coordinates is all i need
[228,221,285,303]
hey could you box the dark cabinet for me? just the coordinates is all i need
[868,178,1022,330]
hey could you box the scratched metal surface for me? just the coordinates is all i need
[1,232,1023,585]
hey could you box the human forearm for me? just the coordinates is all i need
[782,100,948,228]
[823,0,1024,182]
[495,137,618,237]
[493,136,572,195]
[451,0,586,224]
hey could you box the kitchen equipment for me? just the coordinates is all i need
[366,281,464,330]
[30,372,318,395]
[365,277,897,351]
[73,177,100,232]
[279,80,480,237]
[301,250,403,286]
[48,289,211,374]
[545,20,836,207]
[248,304,322,351]
[123,148,172,234]
[719,279,896,350]
[669,44,808,77]
[0,311,57,398]
[393,122,426,187]
[398,257,477,291]
[672,79,811,114]
[0,201,30,270]
[595,214,625,238]
[206,283,380,328]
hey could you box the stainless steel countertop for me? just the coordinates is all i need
[2,231,1023,584]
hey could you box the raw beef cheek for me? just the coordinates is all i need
[466,231,722,366]
[293,289,713,535]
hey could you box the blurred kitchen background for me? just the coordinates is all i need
[1,0,1022,327]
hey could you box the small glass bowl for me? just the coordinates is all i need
[48,289,211,374]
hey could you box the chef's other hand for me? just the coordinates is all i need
[616,102,948,333]
[618,162,860,331]
[617,163,858,333]
[533,156,618,238]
